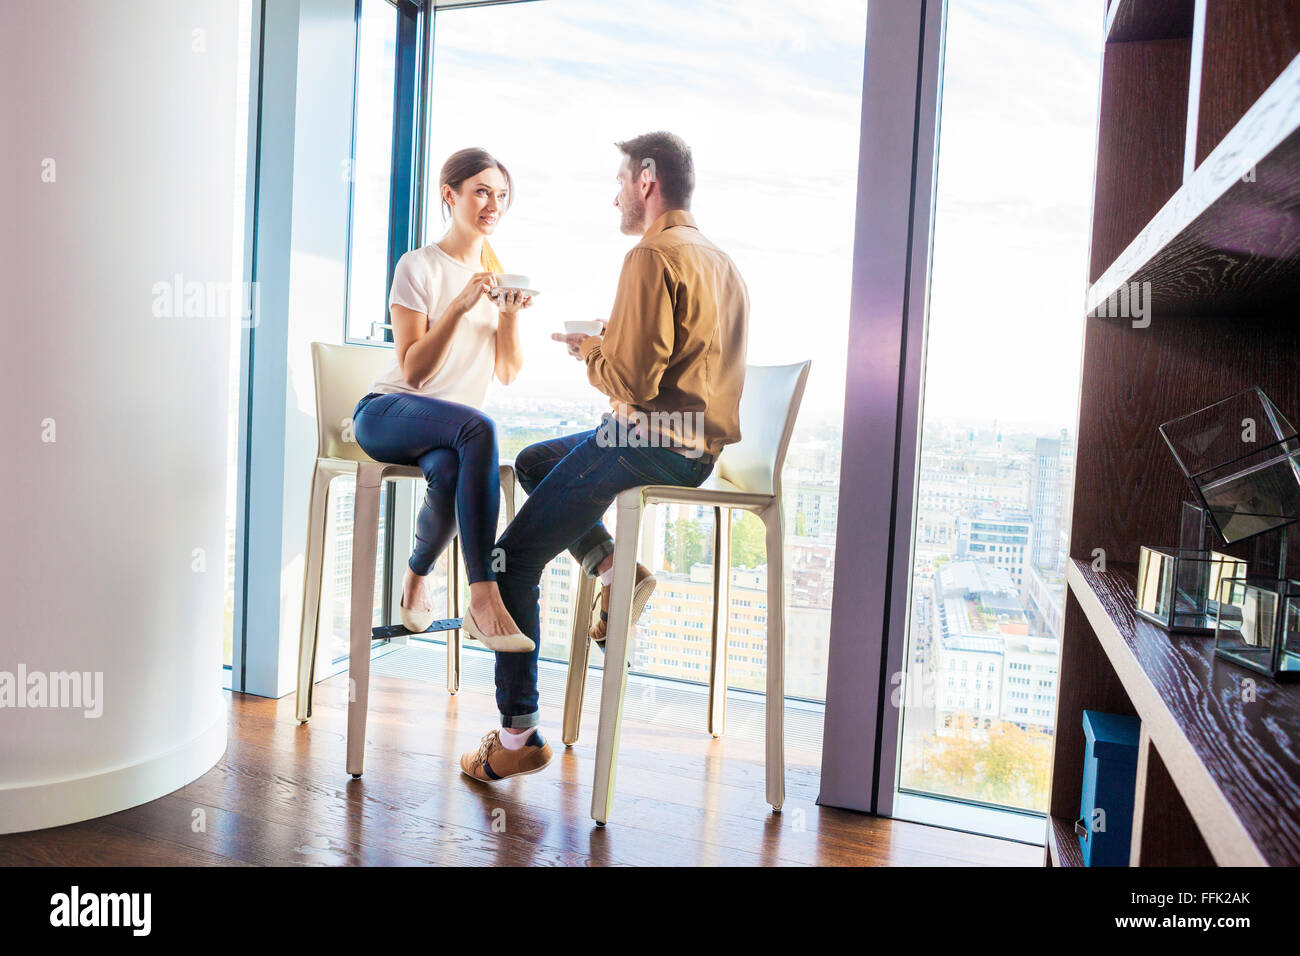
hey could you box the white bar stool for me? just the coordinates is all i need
[294,342,516,778]
[566,361,811,824]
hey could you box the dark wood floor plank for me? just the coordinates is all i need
[215,732,1009,867]
[102,793,439,868]
[257,674,828,806]
[0,817,248,867]
[0,677,1038,866]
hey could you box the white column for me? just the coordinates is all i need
[0,0,241,832]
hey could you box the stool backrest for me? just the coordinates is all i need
[717,361,811,497]
[311,341,394,463]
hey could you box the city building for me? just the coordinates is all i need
[1000,636,1059,733]
[931,562,1020,735]
[956,511,1032,588]
[1025,564,1065,640]
[1030,437,1062,573]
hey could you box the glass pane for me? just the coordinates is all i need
[1136,547,1174,624]
[345,0,398,342]
[1282,599,1300,674]
[896,0,1102,813]
[1160,387,1300,543]
[421,0,867,705]
[1159,386,1296,478]
[1214,580,1281,674]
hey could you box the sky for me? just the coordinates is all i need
[405,0,1102,432]
[924,0,1102,430]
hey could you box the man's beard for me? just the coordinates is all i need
[620,194,645,234]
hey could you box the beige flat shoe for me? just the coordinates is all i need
[460,606,535,653]
[400,595,435,633]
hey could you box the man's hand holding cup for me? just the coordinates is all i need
[552,319,606,359]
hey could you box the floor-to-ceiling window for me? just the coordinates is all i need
[894,0,1100,815]
[411,0,869,729]
[303,0,406,677]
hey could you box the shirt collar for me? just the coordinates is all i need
[643,209,697,240]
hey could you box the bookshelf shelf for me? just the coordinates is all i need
[1046,814,1085,868]
[1065,559,1300,866]
[1086,54,1300,316]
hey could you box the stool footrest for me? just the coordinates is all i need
[371,619,462,639]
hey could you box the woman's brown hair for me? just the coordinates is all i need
[439,147,511,273]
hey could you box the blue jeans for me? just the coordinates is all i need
[494,425,713,728]
[351,391,501,583]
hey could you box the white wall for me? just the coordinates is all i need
[0,1,238,832]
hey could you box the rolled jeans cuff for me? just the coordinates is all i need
[579,539,615,577]
[501,710,540,730]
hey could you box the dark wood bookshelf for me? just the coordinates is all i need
[1047,0,1300,867]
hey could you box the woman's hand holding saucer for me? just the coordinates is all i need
[496,288,533,315]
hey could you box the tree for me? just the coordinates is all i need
[665,518,710,572]
[729,510,767,568]
[903,722,1052,812]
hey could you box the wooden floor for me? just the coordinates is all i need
[0,668,1039,866]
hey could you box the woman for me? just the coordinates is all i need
[351,148,533,652]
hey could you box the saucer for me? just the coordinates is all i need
[489,287,539,300]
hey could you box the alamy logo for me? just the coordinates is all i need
[151,273,259,326]
[595,410,706,458]
[50,886,151,936]
[1089,280,1151,328]
[0,666,103,717]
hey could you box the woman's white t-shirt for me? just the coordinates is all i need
[367,243,499,408]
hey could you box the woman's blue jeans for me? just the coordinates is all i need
[351,391,501,583]
[493,425,713,728]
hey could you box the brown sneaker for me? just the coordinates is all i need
[589,564,657,649]
[459,729,553,782]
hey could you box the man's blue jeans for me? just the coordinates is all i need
[494,426,713,728]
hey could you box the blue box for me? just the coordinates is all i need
[1076,710,1141,866]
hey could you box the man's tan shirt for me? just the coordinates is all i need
[579,209,749,459]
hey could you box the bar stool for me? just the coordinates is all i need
[294,342,516,778]
[558,362,811,824]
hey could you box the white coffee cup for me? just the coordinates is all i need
[494,274,531,291]
[565,320,604,336]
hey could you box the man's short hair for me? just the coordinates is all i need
[615,131,695,209]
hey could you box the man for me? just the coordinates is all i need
[460,130,750,782]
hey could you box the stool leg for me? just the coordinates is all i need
[447,536,461,695]
[762,500,786,812]
[707,506,732,738]
[563,571,597,746]
[591,492,644,825]
[500,465,517,523]
[346,469,383,778]
[296,461,334,722]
